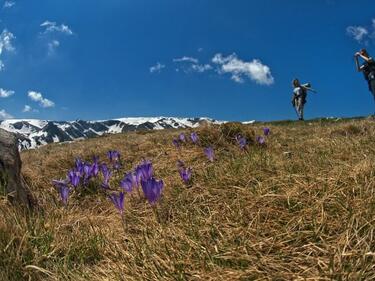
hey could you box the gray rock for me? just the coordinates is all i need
[0,128,35,209]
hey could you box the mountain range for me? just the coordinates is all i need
[0,117,225,150]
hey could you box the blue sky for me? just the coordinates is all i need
[0,0,374,121]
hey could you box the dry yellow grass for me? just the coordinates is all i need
[2,118,375,280]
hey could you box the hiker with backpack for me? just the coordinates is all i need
[291,78,316,121]
[354,49,375,104]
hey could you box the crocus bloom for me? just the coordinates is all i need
[135,160,153,182]
[107,150,120,162]
[68,170,80,187]
[179,167,192,184]
[179,133,186,142]
[204,147,215,162]
[120,172,137,193]
[141,177,164,205]
[256,136,266,145]
[53,180,70,205]
[90,156,100,177]
[172,138,180,148]
[263,127,271,136]
[59,185,70,205]
[75,158,84,172]
[190,132,199,144]
[236,135,247,150]
[83,164,92,178]
[101,164,112,188]
[109,192,125,214]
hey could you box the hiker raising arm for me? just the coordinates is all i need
[354,49,375,109]
[355,49,374,72]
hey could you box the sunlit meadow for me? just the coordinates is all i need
[1,119,375,280]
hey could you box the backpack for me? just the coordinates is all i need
[363,59,375,81]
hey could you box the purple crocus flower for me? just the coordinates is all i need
[141,177,164,205]
[190,132,199,144]
[256,136,266,145]
[107,150,120,162]
[83,164,92,177]
[53,180,70,205]
[120,172,138,193]
[179,167,192,184]
[90,156,100,177]
[59,185,70,205]
[236,135,247,150]
[101,164,112,189]
[135,160,153,182]
[263,127,271,136]
[179,133,186,142]
[75,158,84,175]
[68,170,80,187]
[109,192,125,214]
[204,147,215,162]
[172,138,180,148]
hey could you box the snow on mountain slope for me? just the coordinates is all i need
[0,117,223,150]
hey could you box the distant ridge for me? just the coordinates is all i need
[0,117,225,150]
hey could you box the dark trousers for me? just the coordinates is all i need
[370,80,375,99]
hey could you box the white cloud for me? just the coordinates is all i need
[40,21,73,35]
[190,64,212,73]
[28,91,55,108]
[173,56,199,64]
[149,62,165,73]
[0,109,13,119]
[22,105,31,112]
[0,88,14,97]
[22,105,38,113]
[3,1,15,8]
[0,30,14,71]
[346,26,369,43]
[212,53,274,85]
[47,40,60,55]
[0,29,15,55]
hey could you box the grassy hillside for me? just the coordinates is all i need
[2,118,375,280]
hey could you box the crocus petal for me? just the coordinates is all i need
[190,132,199,144]
[109,192,125,214]
[141,177,164,205]
[204,147,215,162]
[263,127,270,136]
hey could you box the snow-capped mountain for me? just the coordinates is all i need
[0,117,223,150]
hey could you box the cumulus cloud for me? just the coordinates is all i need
[173,56,199,64]
[190,64,212,73]
[0,109,13,119]
[173,56,212,73]
[28,91,55,108]
[3,1,15,8]
[149,62,165,73]
[40,21,73,35]
[212,53,274,85]
[346,26,369,43]
[0,29,15,70]
[0,88,14,97]
[47,40,60,55]
[0,29,15,55]
[22,105,31,112]
[22,105,38,113]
